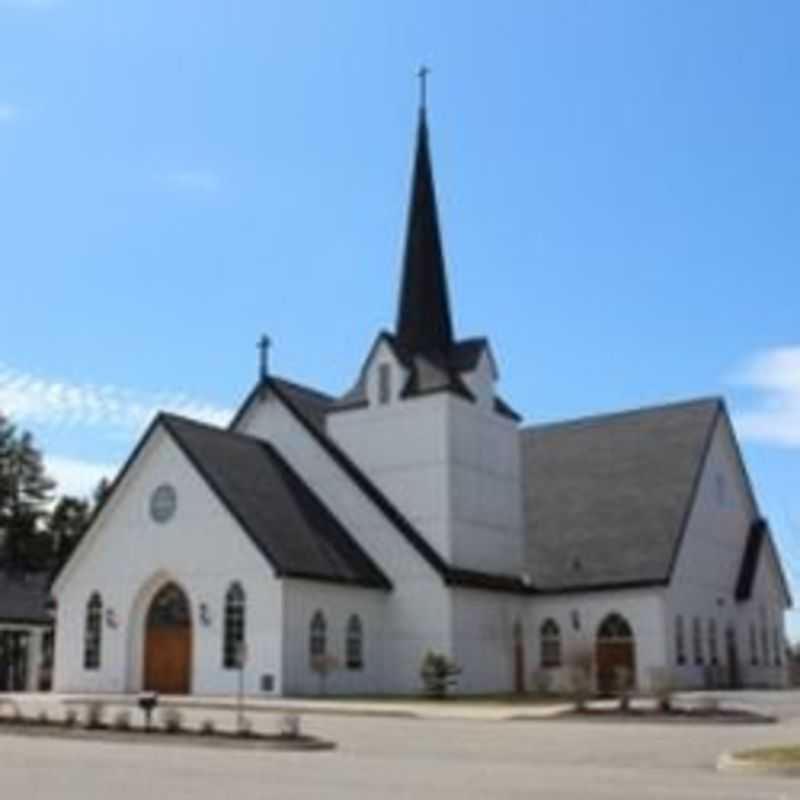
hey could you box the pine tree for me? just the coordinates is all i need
[50,495,92,565]
[0,414,56,570]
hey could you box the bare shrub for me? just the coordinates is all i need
[36,710,50,725]
[84,701,105,730]
[112,710,132,730]
[529,669,554,697]
[613,666,634,711]
[566,648,594,710]
[160,707,183,734]
[650,668,675,712]
[63,708,78,727]
[199,719,216,736]
[278,713,302,739]
[310,653,340,696]
[236,716,252,738]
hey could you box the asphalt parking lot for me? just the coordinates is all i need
[2,692,799,799]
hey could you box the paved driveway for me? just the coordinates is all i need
[2,695,800,799]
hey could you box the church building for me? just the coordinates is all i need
[51,98,791,697]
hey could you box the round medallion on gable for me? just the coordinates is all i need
[149,484,177,524]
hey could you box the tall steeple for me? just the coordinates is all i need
[395,72,454,358]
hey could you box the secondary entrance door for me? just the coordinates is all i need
[144,583,192,694]
[595,613,636,696]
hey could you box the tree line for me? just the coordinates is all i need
[0,413,109,575]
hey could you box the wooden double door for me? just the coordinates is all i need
[143,583,192,695]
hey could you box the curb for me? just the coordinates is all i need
[717,751,800,778]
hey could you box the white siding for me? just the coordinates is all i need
[52,427,284,696]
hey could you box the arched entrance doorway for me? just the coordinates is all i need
[595,613,635,696]
[143,583,192,694]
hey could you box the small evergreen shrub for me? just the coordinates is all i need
[420,651,462,698]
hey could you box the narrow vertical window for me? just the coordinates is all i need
[223,582,246,669]
[774,627,783,666]
[540,619,561,668]
[84,592,102,670]
[708,619,718,666]
[760,624,770,666]
[692,617,704,665]
[309,610,327,664]
[378,363,391,405]
[345,614,364,670]
[749,622,758,665]
[675,615,686,665]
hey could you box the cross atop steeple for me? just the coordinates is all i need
[394,74,454,358]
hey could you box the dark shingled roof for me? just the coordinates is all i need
[522,397,722,591]
[0,571,52,624]
[162,414,391,590]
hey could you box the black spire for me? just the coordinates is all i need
[394,100,454,358]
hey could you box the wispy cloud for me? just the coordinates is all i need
[0,363,233,435]
[159,170,219,193]
[0,0,58,8]
[732,346,800,447]
[46,455,116,499]
[0,104,18,123]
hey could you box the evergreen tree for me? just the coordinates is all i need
[50,495,92,565]
[0,414,56,570]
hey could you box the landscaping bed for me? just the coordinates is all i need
[556,705,776,724]
[0,705,335,751]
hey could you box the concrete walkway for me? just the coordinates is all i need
[6,691,575,722]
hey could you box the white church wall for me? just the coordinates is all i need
[737,541,790,688]
[447,394,524,574]
[236,392,452,693]
[665,414,789,690]
[52,427,284,696]
[281,579,387,695]
[450,589,527,693]
[328,390,454,563]
[529,589,668,693]
[328,355,523,575]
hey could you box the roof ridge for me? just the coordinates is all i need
[270,375,334,403]
[523,395,723,434]
[162,412,266,446]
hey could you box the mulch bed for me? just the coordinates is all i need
[0,717,335,751]
[560,706,776,724]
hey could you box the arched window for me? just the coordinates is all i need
[692,617,704,665]
[309,610,326,664]
[675,615,686,665]
[597,613,633,641]
[84,592,102,670]
[539,618,561,668]
[223,582,246,669]
[345,614,364,670]
[708,619,718,666]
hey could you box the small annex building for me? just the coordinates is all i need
[50,101,791,698]
[0,572,53,692]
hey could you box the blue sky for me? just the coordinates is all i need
[2,2,799,634]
